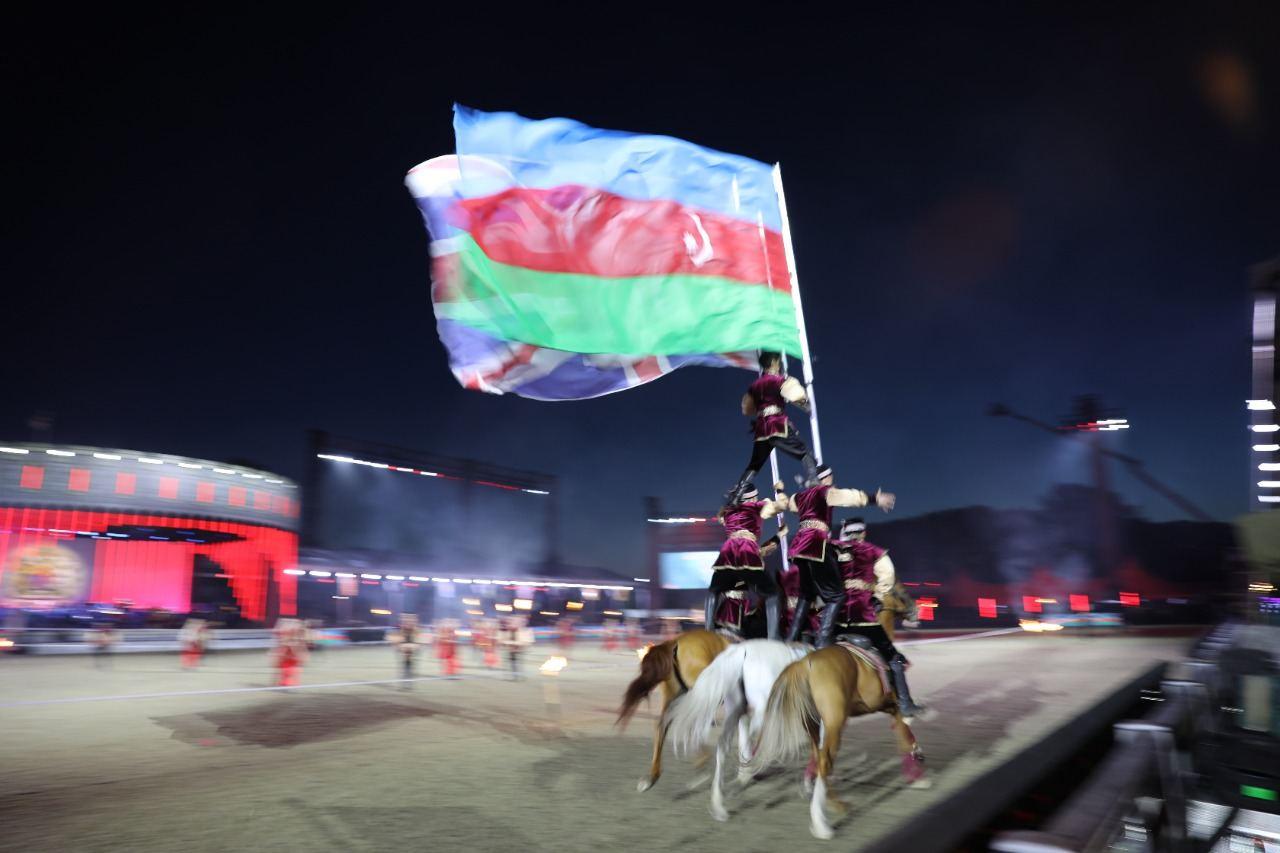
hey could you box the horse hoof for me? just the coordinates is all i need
[636,778,654,793]
[710,805,730,823]
[909,777,933,790]
[736,771,754,787]
[902,753,928,786]
[810,822,835,840]
[826,798,849,817]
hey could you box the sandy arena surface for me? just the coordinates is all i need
[0,632,1192,852]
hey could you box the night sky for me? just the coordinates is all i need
[6,7,1278,577]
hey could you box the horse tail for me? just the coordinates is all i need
[616,639,676,729]
[664,643,748,757]
[746,657,817,775]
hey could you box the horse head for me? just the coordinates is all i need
[883,582,919,622]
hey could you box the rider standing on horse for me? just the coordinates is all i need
[706,481,789,639]
[729,351,818,502]
[831,517,926,718]
[785,465,895,649]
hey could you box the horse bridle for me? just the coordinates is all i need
[671,642,690,693]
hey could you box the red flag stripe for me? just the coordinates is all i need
[452,185,790,291]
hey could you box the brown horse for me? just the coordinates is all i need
[617,628,732,792]
[747,584,927,840]
[879,581,920,641]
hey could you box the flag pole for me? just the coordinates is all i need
[772,163,824,465]
[756,210,790,556]
[767,447,787,544]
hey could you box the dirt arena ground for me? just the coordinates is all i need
[0,632,1192,852]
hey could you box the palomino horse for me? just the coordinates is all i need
[617,628,732,792]
[746,584,928,839]
[663,584,922,824]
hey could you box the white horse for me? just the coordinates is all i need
[663,639,812,821]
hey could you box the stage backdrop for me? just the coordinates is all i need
[0,444,299,620]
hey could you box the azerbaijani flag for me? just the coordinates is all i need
[406,105,800,400]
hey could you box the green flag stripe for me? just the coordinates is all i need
[436,236,801,357]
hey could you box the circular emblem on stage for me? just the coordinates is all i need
[1,544,86,607]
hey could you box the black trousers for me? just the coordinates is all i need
[737,422,816,487]
[796,548,844,604]
[709,566,778,596]
[837,623,900,664]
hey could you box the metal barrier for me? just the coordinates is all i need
[2,627,286,654]
[992,622,1280,852]
[0,625,649,653]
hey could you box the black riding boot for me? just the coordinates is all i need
[765,597,782,641]
[889,654,926,719]
[704,592,720,632]
[786,598,811,643]
[727,472,756,505]
[814,602,842,649]
[800,453,818,487]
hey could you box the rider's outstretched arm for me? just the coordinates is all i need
[761,491,788,519]
[829,487,896,512]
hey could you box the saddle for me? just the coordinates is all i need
[835,637,892,696]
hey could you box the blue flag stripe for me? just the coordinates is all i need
[452,105,782,231]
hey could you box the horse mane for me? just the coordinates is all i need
[885,582,919,620]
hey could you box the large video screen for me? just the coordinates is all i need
[311,459,552,577]
[660,551,719,589]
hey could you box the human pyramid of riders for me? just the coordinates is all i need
[705,350,924,719]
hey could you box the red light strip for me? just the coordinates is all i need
[473,480,519,491]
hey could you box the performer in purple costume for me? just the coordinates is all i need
[705,482,789,639]
[785,464,896,648]
[729,351,817,501]
[831,517,925,717]
[779,560,808,641]
[710,585,776,639]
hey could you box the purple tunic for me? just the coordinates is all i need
[748,374,790,440]
[780,562,820,635]
[712,501,767,570]
[713,591,759,632]
[833,539,887,625]
[787,485,831,562]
